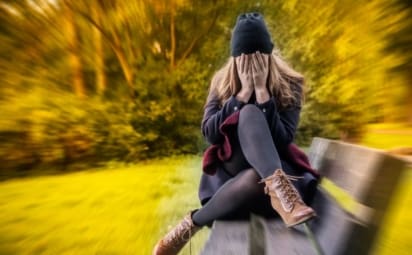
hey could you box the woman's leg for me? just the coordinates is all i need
[237,104,284,178]
[193,105,287,227]
[193,104,309,227]
[192,168,264,226]
[237,105,315,227]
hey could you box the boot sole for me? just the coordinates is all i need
[286,212,317,228]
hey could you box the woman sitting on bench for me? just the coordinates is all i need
[153,12,319,255]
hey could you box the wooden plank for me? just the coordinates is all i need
[308,138,407,211]
[310,190,371,255]
[307,138,408,254]
[200,220,249,255]
[309,137,383,200]
[249,214,265,255]
[258,215,318,255]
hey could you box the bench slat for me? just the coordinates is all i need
[258,217,318,255]
[200,221,249,255]
[309,137,406,209]
[310,190,374,255]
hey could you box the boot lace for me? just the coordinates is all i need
[164,215,197,254]
[165,217,192,244]
[259,171,303,211]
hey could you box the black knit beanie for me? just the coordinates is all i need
[230,12,274,57]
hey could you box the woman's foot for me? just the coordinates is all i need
[259,169,316,227]
[153,209,202,255]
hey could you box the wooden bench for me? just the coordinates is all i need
[200,137,410,255]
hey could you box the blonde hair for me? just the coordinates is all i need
[209,49,304,109]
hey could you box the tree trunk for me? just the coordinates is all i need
[92,4,106,95]
[407,78,412,124]
[69,4,135,99]
[65,3,85,98]
[170,1,176,69]
[112,32,135,98]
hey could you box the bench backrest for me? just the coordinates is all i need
[306,137,408,255]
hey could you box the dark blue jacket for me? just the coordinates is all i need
[198,85,317,206]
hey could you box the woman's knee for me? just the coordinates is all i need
[239,104,261,117]
[238,107,268,141]
[239,104,266,125]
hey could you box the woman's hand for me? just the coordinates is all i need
[252,52,270,104]
[235,53,254,103]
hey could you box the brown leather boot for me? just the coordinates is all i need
[259,169,316,227]
[153,209,202,255]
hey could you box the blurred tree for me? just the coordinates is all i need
[263,0,406,143]
[91,2,106,95]
[63,0,86,98]
[0,0,411,174]
[382,0,412,122]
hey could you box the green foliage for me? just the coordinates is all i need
[0,88,149,174]
[0,0,411,172]
[131,55,209,158]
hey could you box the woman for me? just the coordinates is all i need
[153,12,319,255]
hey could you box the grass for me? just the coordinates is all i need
[0,155,208,255]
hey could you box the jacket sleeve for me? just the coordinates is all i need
[201,89,245,144]
[255,84,302,150]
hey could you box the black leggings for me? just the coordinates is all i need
[192,105,298,227]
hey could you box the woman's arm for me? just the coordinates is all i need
[201,89,245,144]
